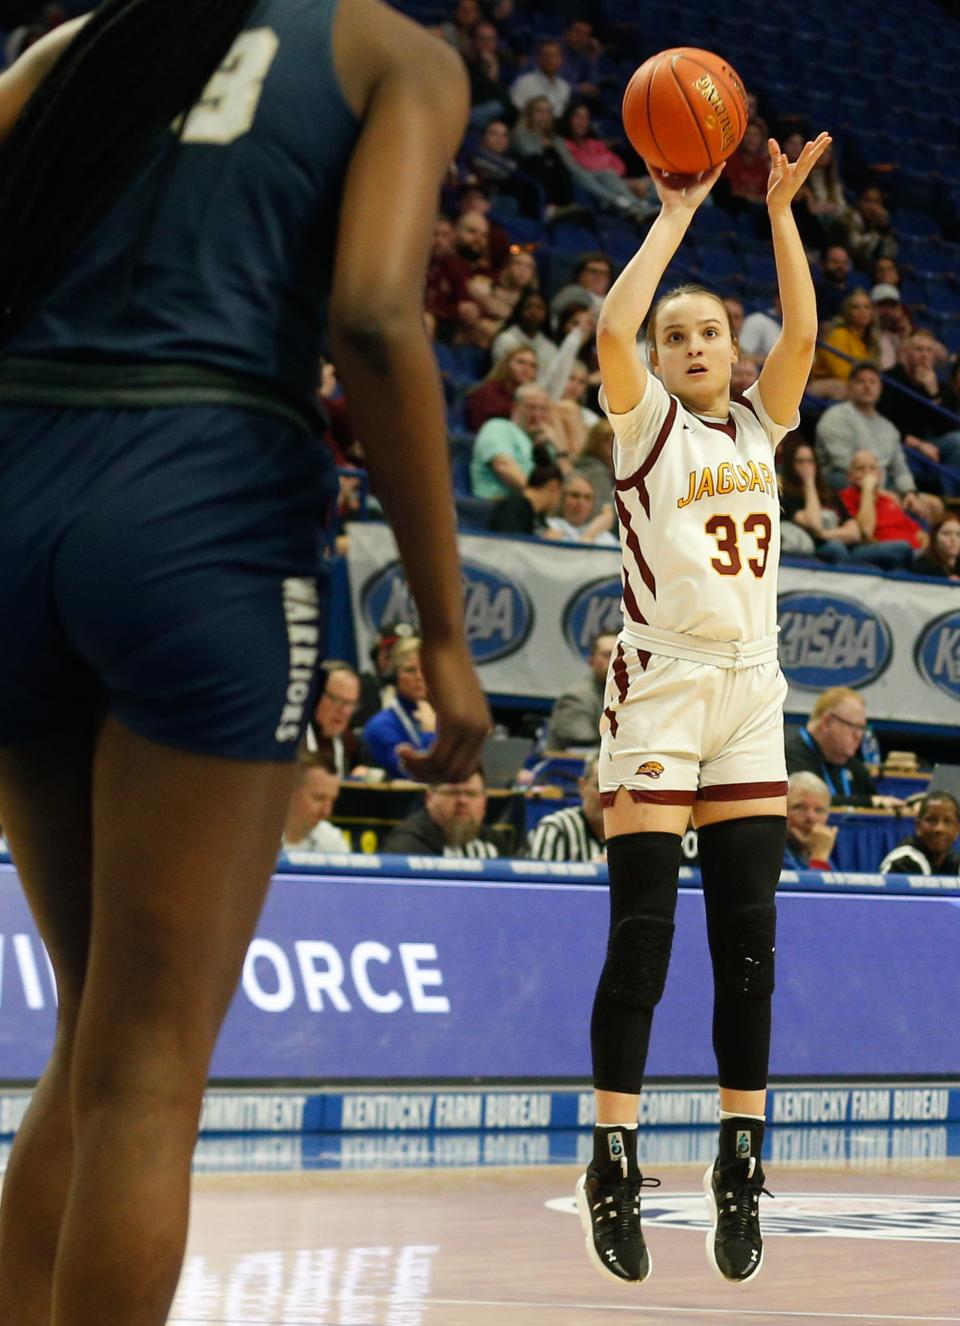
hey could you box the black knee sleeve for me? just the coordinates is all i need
[591,831,682,1094]
[697,815,785,1090]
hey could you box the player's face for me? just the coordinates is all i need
[652,294,737,409]
[787,791,830,844]
[915,799,960,860]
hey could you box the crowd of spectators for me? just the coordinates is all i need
[299,1,960,574]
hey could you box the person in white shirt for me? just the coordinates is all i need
[509,39,571,118]
[575,130,831,1291]
[281,753,350,854]
[739,293,782,362]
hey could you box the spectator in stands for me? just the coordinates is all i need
[838,186,897,273]
[465,344,539,431]
[722,296,745,340]
[739,294,782,364]
[491,289,559,373]
[879,792,960,876]
[870,283,915,370]
[778,434,861,563]
[546,472,616,544]
[510,95,582,220]
[510,39,571,118]
[432,0,481,55]
[470,383,569,498]
[910,512,960,580]
[550,354,601,457]
[356,620,415,729]
[789,137,846,249]
[879,330,960,482]
[362,637,436,779]
[785,686,903,808]
[487,245,539,321]
[281,753,350,855]
[550,250,613,321]
[383,768,501,858]
[465,20,516,128]
[424,209,503,346]
[514,97,647,221]
[574,417,615,509]
[782,772,836,870]
[815,362,939,521]
[731,355,760,391]
[813,243,867,323]
[559,102,656,212]
[527,752,606,861]
[810,290,883,393]
[871,255,901,290]
[836,449,928,569]
[545,632,615,749]
[453,184,512,270]
[487,461,564,535]
[306,662,370,779]
[468,119,543,219]
[717,118,769,213]
[558,19,603,103]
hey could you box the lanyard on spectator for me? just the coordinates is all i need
[800,727,851,798]
[389,698,423,747]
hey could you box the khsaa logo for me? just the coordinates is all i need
[778,592,893,689]
[915,609,960,701]
[562,576,623,659]
[360,560,532,664]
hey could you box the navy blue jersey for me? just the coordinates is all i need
[6,0,359,411]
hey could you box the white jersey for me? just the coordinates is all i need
[600,373,797,645]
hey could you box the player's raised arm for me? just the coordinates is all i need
[597,164,723,414]
[757,133,832,427]
[0,16,89,142]
[329,0,489,783]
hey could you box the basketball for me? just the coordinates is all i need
[622,47,749,176]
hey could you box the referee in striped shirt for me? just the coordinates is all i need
[527,752,606,861]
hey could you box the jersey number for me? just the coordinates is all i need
[180,29,280,146]
[705,513,772,578]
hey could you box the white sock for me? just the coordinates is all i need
[596,1120,638,1129]
[719,1109,765,1122]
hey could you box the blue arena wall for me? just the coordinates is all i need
[1,858,958,1089]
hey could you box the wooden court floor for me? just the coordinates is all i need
[170,1159,960,1326]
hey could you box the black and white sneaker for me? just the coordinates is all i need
[575,1126,660,1284]
[703,1117,773,1284]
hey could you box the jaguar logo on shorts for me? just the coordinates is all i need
[635,761,665,779]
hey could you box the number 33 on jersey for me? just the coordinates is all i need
[600,373,797,643]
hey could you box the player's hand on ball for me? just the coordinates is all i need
[766,132,832,210]
[646,161,725,212]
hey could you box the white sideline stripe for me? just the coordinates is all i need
[167,1299,960,1325]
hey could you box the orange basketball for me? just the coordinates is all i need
[622,47,749,176]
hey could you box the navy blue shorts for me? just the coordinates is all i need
[0,403,335,760]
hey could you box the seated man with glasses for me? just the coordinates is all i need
[382,769,502,858]
[784,686,903,809]
[305,661,371,779]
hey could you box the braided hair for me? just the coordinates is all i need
[0,0,258,341]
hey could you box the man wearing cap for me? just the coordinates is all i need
[870,282,912,370]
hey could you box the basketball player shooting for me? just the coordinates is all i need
[575,132,831,1287]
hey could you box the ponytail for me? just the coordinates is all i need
[0,0,258,342]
